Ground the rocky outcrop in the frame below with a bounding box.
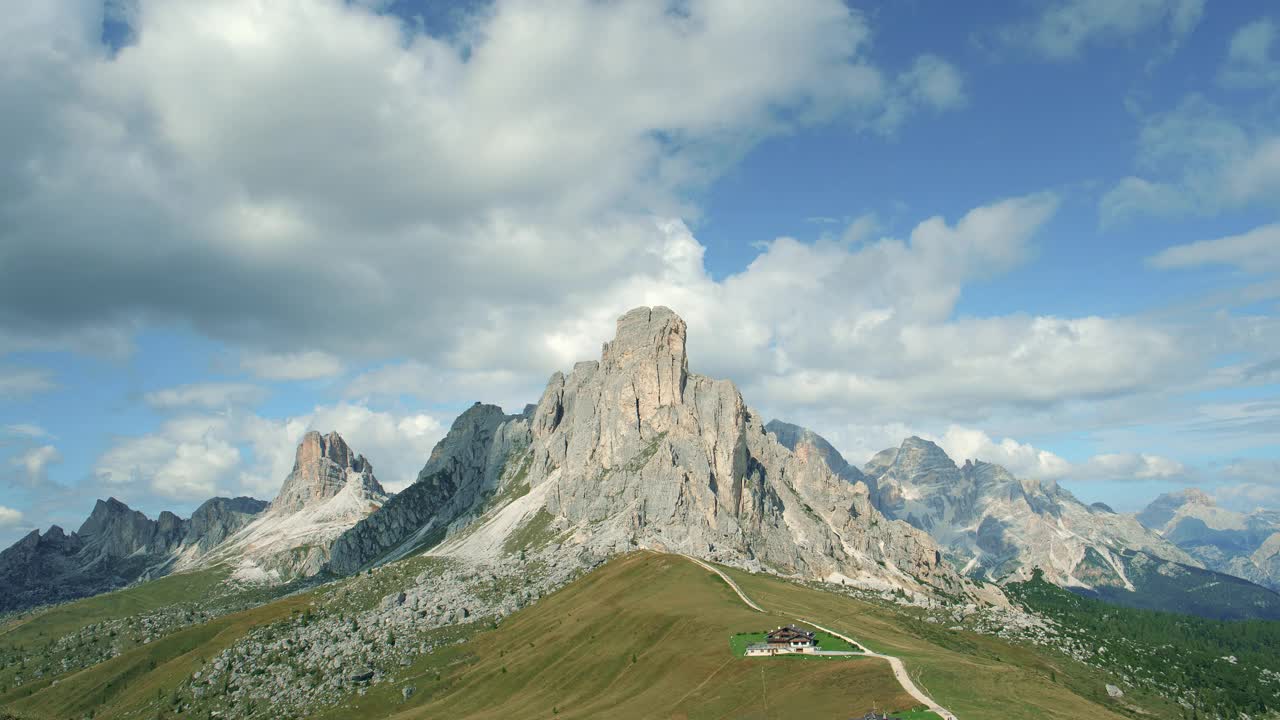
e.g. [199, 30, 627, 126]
[1137, 489, 1280, 590]
[426, 307, 967, 595]
[272, 432, 383, 514]
[189, 431, 388, 582]
[327, 404, 532, 574]
[184, 497, 270, 552]
[765, 420, 873, 496]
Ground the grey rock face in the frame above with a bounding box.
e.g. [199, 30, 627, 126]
[272, 431, 385, 514]
[1136, 488, 1213, 530]
[428, 306, 963, 594]
[184, 497, 269, 552]
[765, 419, 874, 497]
[771, 424, 1205, 598]
[190, 431, 388, 582]
[327, 403, 530, 574]
[858, 436, 1198, 590]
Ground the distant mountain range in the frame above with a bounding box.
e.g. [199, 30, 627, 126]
[0, 496, 265, 612]
[2, 306, 1277, 623]
[767, 421, 1280, 620]
[1136, 488, 1280, 591]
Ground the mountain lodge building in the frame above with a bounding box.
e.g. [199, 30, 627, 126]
[745, 625, 818, 656]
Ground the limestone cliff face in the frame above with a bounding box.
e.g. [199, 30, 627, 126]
[765, 420, 873, 496]
[191, 431, 388, 582]
[327, 404, 531, 574]
[429, 307, 962, 593]
[272, 432, 383, 514]
[183, 497, 270, 553]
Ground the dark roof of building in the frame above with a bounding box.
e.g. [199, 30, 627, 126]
[765, 625, 815, 643]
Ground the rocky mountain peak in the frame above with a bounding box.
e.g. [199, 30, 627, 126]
[765, 419, 871, 492]
[296, 430, 358, 472]
[600, 305, 689, 410]
[435, 305, 966, 595]
[78, 497, 149, 539]
[1137, 488, 1216, 530]
[271, 431, 384, 514]
[895, 436, 957, 471]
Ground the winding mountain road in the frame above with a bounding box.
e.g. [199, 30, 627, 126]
[680, 554, 958, 720]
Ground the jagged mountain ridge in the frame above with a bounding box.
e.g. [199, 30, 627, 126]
[332, 306, 974, 599]
[0, 430, 388, 611]
[0, 496, 266, 612]
[327, 403, 532, 574]
[768, 425, 1280, 619]
[1137, 489, 1280, 591]
[862, 436, 1196, 587]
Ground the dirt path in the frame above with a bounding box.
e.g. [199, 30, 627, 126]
[679, 554, 958, 720]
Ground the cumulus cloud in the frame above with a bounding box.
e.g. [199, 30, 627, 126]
[1004, 0, 1204, 60]
[0, 505, 24, 527]
[0, 0, 966, 374]
[95, 403, 445, 501]
[937, 426, 1073, 480]
[144, 382, 269, 411]
[10, 445, 62, 486]
[1079, 452, 1186, 480]
[1101, 96, 1280, 224]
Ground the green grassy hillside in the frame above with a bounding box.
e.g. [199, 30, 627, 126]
[723, 564, 1180, 720]
[2, 552, 1238, 719]
[314, 552, 918, 720]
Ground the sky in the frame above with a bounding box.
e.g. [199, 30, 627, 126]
[1, 0, 1278, 546]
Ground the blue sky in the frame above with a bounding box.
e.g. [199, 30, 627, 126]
[1, 0, 1278, 546]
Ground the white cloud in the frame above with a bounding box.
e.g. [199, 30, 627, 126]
[1080, 452, 1186, 480]
[240, 351, 344, 381]
[95, 402, 446, 501]
[0, 367, 57, 400]
[937, 426, 1073, 480]
[0, 505, 23, 527]
[11, 444, 61, 486]
[1149, 222, 1280, 273]
[1005, 0, 1204, 60]
[1219, 18, 1280, 89]
[0, 0, 964, 373]
[1100, 96, 1280, 224]
[144, 382, 269, 410]
[153, 437, 241, 499]
[877, 55, 967, 133]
